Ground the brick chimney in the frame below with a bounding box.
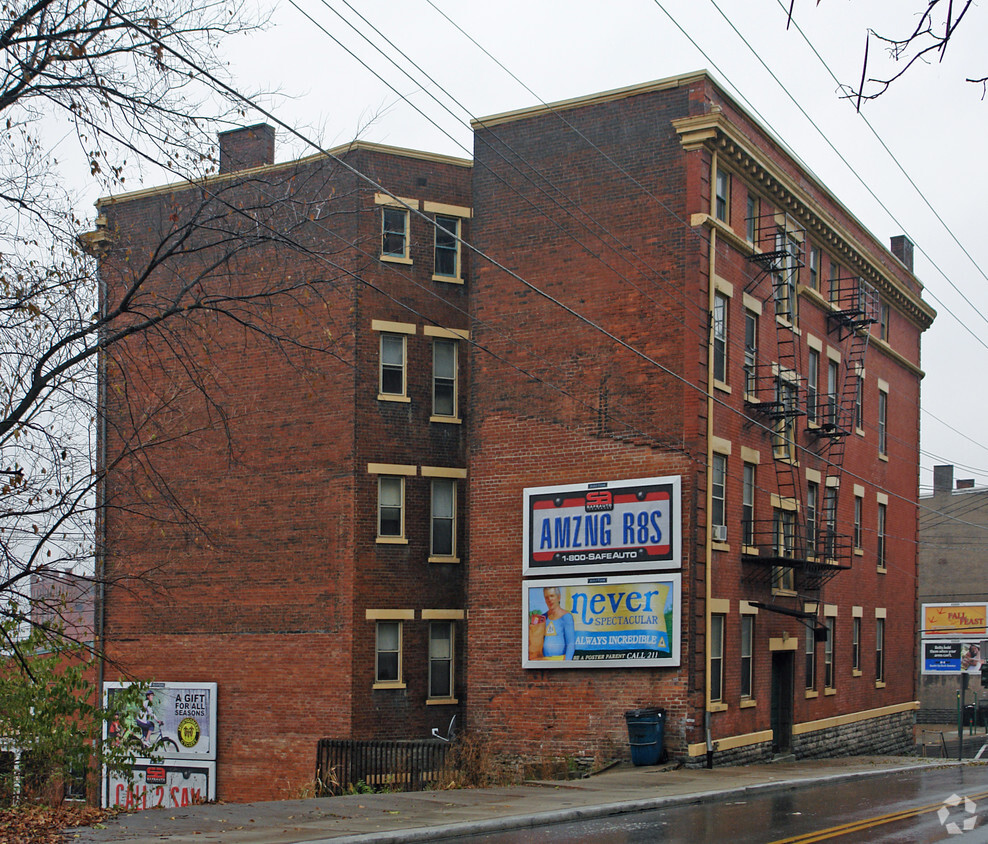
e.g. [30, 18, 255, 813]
[933, 464, 954, 494]
[890, 235, 914, 272]
[218, 123, 275, 174]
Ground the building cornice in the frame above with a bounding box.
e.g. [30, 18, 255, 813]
[95, 140, 472, 209]
[673, 111, 936, 331]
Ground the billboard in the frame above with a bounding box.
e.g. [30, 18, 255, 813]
[522, 574, 681, 668]
[104, 761, 215, 810]
[922, 640, 986, 675]
[922, 603, 988, 637]
[523, 476, 681, 576]
[103, 682, 217, 760]
[920, 603, 988, 675]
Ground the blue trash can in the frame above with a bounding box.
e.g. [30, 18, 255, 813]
[625, 708, 665, 766]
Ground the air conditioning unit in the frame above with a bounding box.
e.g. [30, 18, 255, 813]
[712, 524, 728, 543]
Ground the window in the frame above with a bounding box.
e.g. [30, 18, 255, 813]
[824, 485, 837, 559]
[854, 496, 863, 551]
[806, 481, 819, 556]
[805, 625, 816, 690]
[826, 359, 839, 429]
[380, 333, 406, 397]
[710, 614, 725, 702]
[429, 622, 454, 699]
[713, 292, 728, 384]
[746, 194, 757, 243]
[877, 502, 887, 569]
[772, 509, 795, 591]
[432, 339, 457, 418]
[824, 618, 835, 689]
[774, 230, 799, 322]
[715, 168, 730, 222]
[376, 621, 402, 684]
[378, 476, 404, 538]
[829, 260, 841, 304]
[806, 348, 819, 422]
[879, 302, 890, 341]
[434, 215, 460, 279]
[382, 207, 409, 260]
[876, 617, 885, 682]
[743, 309, 758, 395]
[742, 462, 755, 547]
[808, 245, 819, 291]
[431, 478, 456, 558]
[773, 377, 797, 460]
[711, 453, 727, 533]
[854, 375, 863, 430]
[740, 615, 754, 698]
[878, 389, 888, 456]
[852, 616, 861, 672]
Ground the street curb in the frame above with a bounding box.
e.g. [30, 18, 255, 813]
[304, 759, 962, 843]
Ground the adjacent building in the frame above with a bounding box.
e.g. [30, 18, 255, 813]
[94, 72, 934, 802]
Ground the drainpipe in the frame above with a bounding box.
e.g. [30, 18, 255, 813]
[703, 152, 719, 769]
[95, 243, 107, 742]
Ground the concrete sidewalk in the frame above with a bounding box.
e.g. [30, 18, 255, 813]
[68, 755, 958, 844]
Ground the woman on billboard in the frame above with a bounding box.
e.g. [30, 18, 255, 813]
[529, 586, 575, 660]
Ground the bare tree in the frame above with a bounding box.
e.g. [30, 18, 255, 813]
[0, 0, 302, 649]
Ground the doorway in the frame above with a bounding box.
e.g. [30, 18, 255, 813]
[771, 651, 794, 754]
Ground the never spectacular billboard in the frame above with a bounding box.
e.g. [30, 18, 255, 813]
[522, 476, 681, 576]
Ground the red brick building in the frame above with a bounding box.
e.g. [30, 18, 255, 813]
[96, 71, 933, 800]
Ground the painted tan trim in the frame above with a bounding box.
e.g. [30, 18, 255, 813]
[712, 436, 732, 455]
[824, 604, 838, 617]
[805, 690, 819, 699]
[420, 466, 467, 478]
[877, 492, 889, 505]
[804, 602, 818, 614]
[713, 275, 734, 297]
[376, 536, 409, 546]
[375, 193, 420, 209]
[365, 609, 415, 620]
[826, 476, 840, 488]
[740, 699, 757, 708]
[430, 415, 462, 425]
[770, 637, 798, 651]
[805, 468, 822, 484]
[687, 728, 774, 757]
[423, 200, 472, 218]
[709, 598, 731, 614]
[707, 702, 729, 713]
[876, 607, 887, 618]
[806, 333, 823, 352]
[877, 378, 890, 392]
[372, 319, 416, 334]
[854, 484, 865, 497]
[423, 325, 471, 340]
[428, 555, 460, 564]
[826, 346, 841, 364]
[421, 609, 465, 620]
[380, 254, 414, 266]
[372, 681, 407, 690]
[367, 463, 417, 476]
[693, 212, 753, 254]
[378, 394, 411, 404]
[742, 291, 762, 315]
[853, 605, 863, 618]
[741, 446, 760, 464]
[792, 701, 918, 736]
[426, 697, 459, 705]
[771, 494, 799, 511]
[740, 601, 758, 615]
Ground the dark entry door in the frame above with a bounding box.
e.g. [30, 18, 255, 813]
[771, 651, 794, 754]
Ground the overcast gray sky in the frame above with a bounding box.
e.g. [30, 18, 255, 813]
[213, 0, 988, 494]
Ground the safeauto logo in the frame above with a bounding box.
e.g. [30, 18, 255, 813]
[585, 490, 613, 511]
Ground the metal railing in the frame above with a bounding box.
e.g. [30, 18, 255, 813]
[315, 738, 449, 796]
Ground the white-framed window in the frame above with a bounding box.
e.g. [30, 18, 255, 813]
[852, 616, 862, 672]
[715, 168, 730, 222]
[855, 375, 864, 431]
[876, 617, 885, 683]
[806, 348, 819, 423]
[772, 508, 795, 592]
[773, 377, 797, 460]
[376, 621, 402, 684]
[711, 453, 727, 533]
[877, 502, 887, 569]
[879, 302, 890, 341]
[710, 614, 725, 702]
[429, 621, 455, 699]
[805, 625, 816, 690]
[829, 259, 841, 304]
[432, 339, 458, 418]
[808, 245, 819, 291]
[382, 206, 409, 260]
[824, 617, 835, 689]
[878, 388, 888, 456]
[774, 229, 799, 323]
[746, 194, 757, 242]
[380, 333, 406, 398]
[431, 478, 456, 559]
[378, 476, 404, 539]
[434, 215, 460, 279]
[854, 495, 863, 551]
[713, 292, 728, 384]
[824, 485, 838, 559]
[740, 614, 754, 699]
[743, 309, 758, 395]
[826, 359, 839, 429]
[806, 481, 819, 556]
[742, 462, 755, 547]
